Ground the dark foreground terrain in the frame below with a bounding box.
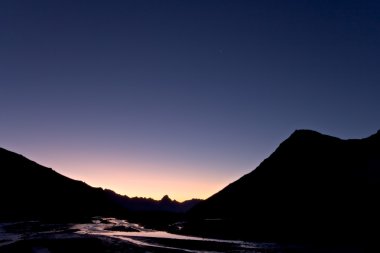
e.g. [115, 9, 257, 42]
[0, 220, 187, 253]
[0, 219, 365, 253]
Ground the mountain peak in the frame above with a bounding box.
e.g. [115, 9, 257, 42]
[290, 129, 323, 138]
[161, 195, 172, 202]
[293, 129, 320, 134]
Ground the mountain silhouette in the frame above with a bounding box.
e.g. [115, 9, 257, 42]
[186, 130, 379, 244]
[0, 147, 200, 221]
[105, 191, 201, 213]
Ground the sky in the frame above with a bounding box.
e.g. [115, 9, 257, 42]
[0, 0, 379, 201]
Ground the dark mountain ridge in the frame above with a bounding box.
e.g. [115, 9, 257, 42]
[0, 147, 200, 221]
[105, 191, 201, 213]
[186, 129, 379, 244]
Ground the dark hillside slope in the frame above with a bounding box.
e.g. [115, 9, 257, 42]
[188, 130, 379, 243]
[0, 147, 123, 220]
[0, 148, 200, 221]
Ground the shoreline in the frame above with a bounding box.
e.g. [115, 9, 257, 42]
[0, 220, 367, 253]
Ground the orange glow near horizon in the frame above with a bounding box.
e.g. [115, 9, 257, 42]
[61, 167, 233, 201]
[37, 157, 243, 202]
[7, 146, 252, 202]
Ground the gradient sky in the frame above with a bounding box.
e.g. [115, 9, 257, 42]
[1, 0, 379, 201]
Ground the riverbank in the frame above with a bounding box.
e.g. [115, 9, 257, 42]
[0, 219, 366, 253]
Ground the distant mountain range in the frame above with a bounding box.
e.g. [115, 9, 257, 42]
[106, 191, 201, 213]
[185, 130, 379, 244]
[1, 129, 378, 246]
[0, 147, 200, 221]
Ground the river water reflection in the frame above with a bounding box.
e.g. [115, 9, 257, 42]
[73, 217, 281, 252]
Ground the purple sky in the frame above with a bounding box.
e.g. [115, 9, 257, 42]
[1, 0, 379, 200]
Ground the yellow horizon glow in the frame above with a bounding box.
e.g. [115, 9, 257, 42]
[52, 162, 237, 202]
[61, 170, 230, 202]
[10, 148, 248, 202]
